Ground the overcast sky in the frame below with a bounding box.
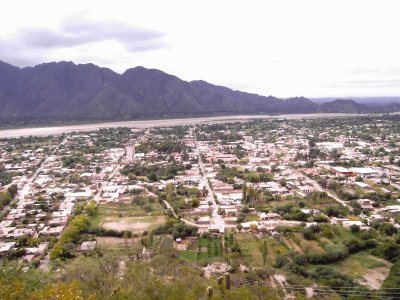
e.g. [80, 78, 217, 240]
[1, 0, 399, 98]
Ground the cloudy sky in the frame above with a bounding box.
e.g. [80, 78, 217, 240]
[1, 0, 399, 98]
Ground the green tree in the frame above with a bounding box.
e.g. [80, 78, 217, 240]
[7, 184, 18, 198]
[166, 183, 175, 203]
[259, 240, 268, 266]
[84, 200, 97, 216]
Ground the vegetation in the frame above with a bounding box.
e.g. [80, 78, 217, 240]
[50, 215, 90, 260]
[121, 163, 185, 182]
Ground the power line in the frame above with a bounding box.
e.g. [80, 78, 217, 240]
[230, 277, 399, 299]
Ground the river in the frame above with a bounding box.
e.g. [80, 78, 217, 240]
[0, 113, 374, 138]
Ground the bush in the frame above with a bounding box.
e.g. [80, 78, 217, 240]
[378, 241, 400, 262]
[301, 228, 316, 241]
[309, 266, 354, 287]
[273, 255, 289, 268]
[153, 221, 198, 239]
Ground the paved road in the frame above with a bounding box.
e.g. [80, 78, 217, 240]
[194, 133, 225, 232]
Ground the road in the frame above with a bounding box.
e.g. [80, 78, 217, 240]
[162, 200, 202, 227]
[0, 113, 378, 138]
[302, 172, 349, 208]
[94, 130, 144, 203]
[18, 136, 68, 200]
[194, 132, 225, 233]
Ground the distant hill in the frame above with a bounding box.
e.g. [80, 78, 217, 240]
[312, 97, 400, 105]
[0, 60, 399, 123]
[319, 99, 369, 113]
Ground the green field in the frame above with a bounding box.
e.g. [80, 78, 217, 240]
[235, 233, 288, 266]
[179, 237, 223, 262]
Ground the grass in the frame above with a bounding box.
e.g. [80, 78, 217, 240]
[245, 214, 260, 222]
[179, 250, 198, 261]
[98, 202, 165, 217]
[289, 233, 325, 254]
[235, 233, 288, 266]
[319, 252, 389, 279]
[179, 237, 223, 263]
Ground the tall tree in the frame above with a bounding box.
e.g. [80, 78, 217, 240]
[166, 183, 174, 203]
[259, 240, 268, 266]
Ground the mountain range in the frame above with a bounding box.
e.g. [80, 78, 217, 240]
[0, 60, 399, 123]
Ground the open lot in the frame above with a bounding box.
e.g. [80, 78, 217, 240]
[101, 215, 166, 233]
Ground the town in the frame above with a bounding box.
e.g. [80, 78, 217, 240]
[1, 115, 400, 298]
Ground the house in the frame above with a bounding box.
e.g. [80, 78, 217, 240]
[240, 221, 259, 231]
[357, 199, 375, 211]
[384, 205, 400, 213]
[208, 225, 220, 233]
[342, 220, 365, 230]
[331, 217, 350, 225]
[196, 216, 210, 225]
[331, 166, 353, 176]
[79, 241, 97, 252]
[64, 190, 93, 200]
[354, 182, 372, 190]
[350, 167, 377, 178]
[0, 242, 16, 255]
[223, 217, 237, 225]
[300, 209, 321, 216]
[260, 212, 282, 221]
[39, 226, 65, 236]
[298, 186, 315, 194]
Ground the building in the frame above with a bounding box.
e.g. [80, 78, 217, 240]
[79, 241, 97, 252]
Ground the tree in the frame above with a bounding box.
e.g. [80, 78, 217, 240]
[379, 241, 400, 262]
[236, 224, 243, 232]
[350, 224, 360, 233]
[202, 186, 208, 196]
[249, 224, 258, 233]
[355, 176, 364, 182]
[381, 222, 398, 236]
[84, 200, 97, 216]
[166, 183, 174, 203]
[302, 228, 316, 240]
[259, 240, 268, 266]
[148, 172, 158, 182]
[191, 198, 200, 208]
[7, 184, 18, 198]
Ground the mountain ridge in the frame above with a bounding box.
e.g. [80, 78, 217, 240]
[0, 60, 399, 122]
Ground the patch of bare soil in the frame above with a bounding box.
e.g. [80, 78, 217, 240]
[360, 265, 391, 290]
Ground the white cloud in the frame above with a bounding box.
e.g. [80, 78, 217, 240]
[0, 0, 399, 97]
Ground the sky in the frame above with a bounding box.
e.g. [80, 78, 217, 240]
[0, 0, 399, 98]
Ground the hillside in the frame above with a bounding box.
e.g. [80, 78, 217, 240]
[0, 60, 399, 122]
